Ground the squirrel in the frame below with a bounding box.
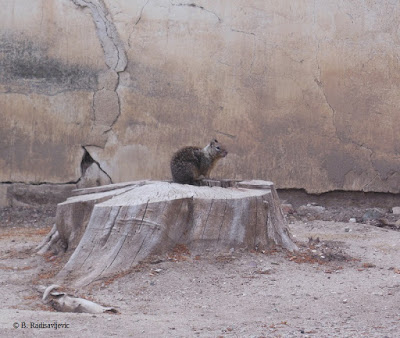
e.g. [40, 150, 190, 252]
[170, 139, 228, 185]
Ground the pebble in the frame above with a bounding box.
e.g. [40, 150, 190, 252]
[344, 227, 352, 232]
[349, 218, 357, 223]
[362, 208, 385, 222]
[261, 267, 272, 274]
[373, 292, 383, 296]
[392, 207, 400, 215]
[298, 205, 326, 214]
[281, 203, 294, 214]
[248, 261, 257, 268]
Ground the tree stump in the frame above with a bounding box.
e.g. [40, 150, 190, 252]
[38, 180, 297, 287]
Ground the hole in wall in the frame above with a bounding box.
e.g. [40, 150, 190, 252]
[80, 147, 95, 176]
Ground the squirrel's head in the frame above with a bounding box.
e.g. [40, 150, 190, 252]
[209, 139, 228, 158]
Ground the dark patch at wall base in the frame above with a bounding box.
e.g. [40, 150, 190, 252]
[323, 150, 362, 187]
[1, 183, 76, 207]
[278, 188, 400, 210]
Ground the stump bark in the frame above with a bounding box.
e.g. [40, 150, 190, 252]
[39, 180, 297, 287]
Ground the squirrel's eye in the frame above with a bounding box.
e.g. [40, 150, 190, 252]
[216, 146, 220, 150]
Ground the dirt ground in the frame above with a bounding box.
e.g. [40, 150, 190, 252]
[0, 202, 400, 337]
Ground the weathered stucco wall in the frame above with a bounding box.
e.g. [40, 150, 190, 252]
[1, 0, 399, 196]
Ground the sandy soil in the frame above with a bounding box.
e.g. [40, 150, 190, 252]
[0, 205, 400, 337]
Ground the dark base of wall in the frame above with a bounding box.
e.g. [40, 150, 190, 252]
[0, 183, 76, 208]
[278, 189, 400, 209]
[1, 183, 399, 209]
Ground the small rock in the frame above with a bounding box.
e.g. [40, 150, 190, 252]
[342, 299, 348, 304]
[281, 203, 294, 215]
[256, 267, 273, 274]
[378, 218, 390, 226]
[297, 205, 326, 216]
[392, 207, 400, 215]
[349, 218, 357, 223]
[311, 205, 326, 212]
[248, 261, 258, 268]
[373, 292, 383, 296]
[362, 208, 385, 223]
[344, 227, 351, 232]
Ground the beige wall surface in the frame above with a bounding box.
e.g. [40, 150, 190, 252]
[1, 0, 399, 193]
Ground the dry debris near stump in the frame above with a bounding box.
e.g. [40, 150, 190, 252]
[288, 236, 354, 266]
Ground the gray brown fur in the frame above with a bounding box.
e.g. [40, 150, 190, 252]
[170, 139, 228, 185]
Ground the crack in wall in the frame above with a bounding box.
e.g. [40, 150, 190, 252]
[127, 0, 151, 48]
[213, 130, 237, 140]
[312, 1, 340, 142]
[72, 0, 127, 71]
[230, 28, 255, 36]
[230, 28, 257, 72]
[2, 145, 112, 187]
[314, 62, 383, 190]
[71, 0, 129, 183]
[81, 146, 113, 184]
[313, 29, 374, 157]
[78, 146, 113, 183]
[71, 0, 127, 127]
[106, 72, 122, 132]
[171, 2, 222, 23]
[314, 63, 375, 159]
[312, 8, 380, 190]
[0, 181, 78, 185]
[135, 0, 150, 25]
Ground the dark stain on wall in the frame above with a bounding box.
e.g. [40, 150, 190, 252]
[323, 150, 361, 186]
[0, 33, 98, 95]
[372, 157, 400, 180]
